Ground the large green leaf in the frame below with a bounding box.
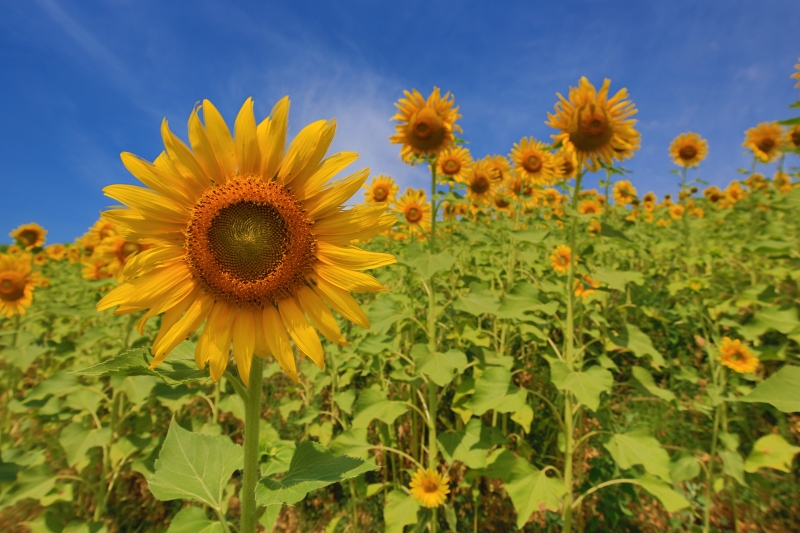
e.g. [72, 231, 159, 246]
[631, 367, 676, 403]
[739, 307, 800, 341]
[720, 450, 747, 486]
[383, 489, 419, 533]
[417, 346, 467, 386]
[166, 507, 223, 533]
[603, 427, 672, 482]
[503, 456, 566, 528]
[0, 465, 57, 511]
[608, 324, 665, 369]
[407, 251, 455, 279]
[464, 366, 526, 416]
[73, 342, 208, 385]
[592, 269, 644, 291]
[256, 442, 377, 506]
[438, 419, 505, 469]
[547, 360, 613, 411]
[148, 419, 243, 510]
[636, 475, 691, 512]
[454, 287, 501, 317]
[328, 428, 372, 460]
[744, 434, 800, 473]
[1, 343, 47, 371]
[669, 452, 700, 482]
[59, 423, 112, 467]
[351, 389, 408, 428]
[739, 365, 800, 412]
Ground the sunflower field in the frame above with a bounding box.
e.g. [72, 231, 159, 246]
[1, 61, 800, 533]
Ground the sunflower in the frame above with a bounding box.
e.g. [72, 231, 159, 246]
[668, 204, 685, 220]
[0, 253, 39, 317]
[550, 245, 573, 275]
[703, 186, 724, 204]
[689, 206, 705, 218]
[458, 159, 498, 205]
[409, 468, 450, 508]
[442, 200, 468, 221]
[743, 123, 785, 163]
[789, 125, 800, 149]
[724, 181, 746, 206]
[744, 173, 768, 192]
[82, 257, 115, 281]
[574, 274, 599, 299]
[588, 218, 602, 235]
[669, 132, 708, 168]
[394, 188, 432, 238]
[718, 337, 759, 374]
[363, 175, 399, 204]
[546, 77, 640, 172]
[45, 243, 67, 261]
[578, 198, 603, 216]
[94, 236, 150, 280]
[612, 180, 637, 207]
[659, 194, 674, 208]
[6, 245, 23, 256]
[554, 146, 578, 180]
[436, 146, 473, 183]
[67, 245, 82, 264]
[486, 155, 512, 185]
[510, 137, 557, 186]
[96, 97, 396, 385]
[10, 223, 47, 251]
[33, 252, 48, 266]
[390, 88, 462, 164]
[773, 171, 793, 193]
[492, 187, 515, 216]
[79, 220, 117, 253]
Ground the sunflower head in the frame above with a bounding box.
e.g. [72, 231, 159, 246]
[773, 171, 793, 193]
[6, 245, 22, 256]
[689, 206, 705, 218]
[550, 244, 573, 275]
[588, 218, 602, 235]
[33, 252, 48, 266]
[0, 253, 38, 318]
[578, 198, 603, 216]
[744, 173, 768, 192]
[436, 146, 473, 183]
[409, 468, 450, 508]
[554, 146, 579, 180]
[669, 132, 708, 168]
[67, 245, 82, 264]
[363, 175, 399, 204]
[546, 77, 640, 172]
[510, 137, 556, 185]
[668, 204, 685, 220]
[492, 187, 515, 215]
[574, 274, 599, 299]
[704, 186, 724, 204]
[45, 243, 67, 261]
[612, 180, 637, 207]
[10, 223, 47, 251]
[79, 220, 117, 253]
[393, 188, 432, 236]
[390, 88, 462, 164]
[718, 337, 759, 374]
[743, 122, 785, 163]
[724, 181, 746, 205]
[458, 159, 498, 204]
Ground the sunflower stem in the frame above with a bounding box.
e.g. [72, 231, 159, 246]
[239, 356, 263, 533]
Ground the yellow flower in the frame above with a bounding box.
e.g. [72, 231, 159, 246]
[773, 171, 793, 193]
[554, 146, 578, 180]
[492, 187, 515, 215]
[703, 186, 724, 204]
[409, 468, 450, 508]
[67, 245, 82, 264]
[79, 220, 117, 253]
[458, 159, 498, 205]
[10, 223, 47, 251]
[612, 180, 637, 207]
[363, 175, 399, 204]
[96, 97, 397, 384]
[574, 274, 599, 299]
[744, 173, 768, 192]
[578, 198, 603, 216]
[788, 125, 800, 149]
[550, 245, 573, 275]
[0, 253, 39, 317]
[546, 77, 640, 172]
[588, 218, 602, 235]
[743, 123, 785, 163]
[390, 88, 462, 164]
[669, 132, 708, 168]
[723, 181, 746, 207]
[436, 146, 473, 183]
[668, 204, 685, 220]
[486, 155, 512, 185]
[442, 201, 467, 221]
[93, 236, 150, 280]
[6, 245, 23, 256]
[82, 257, 115, 281]
[510, 137, 557, 186]
[689, 206, 705, 218]
[45, 243, 67, 261]
[33, 252, 47, 266]
[718, 337, 759, 374]
[394, 188, 432, 237]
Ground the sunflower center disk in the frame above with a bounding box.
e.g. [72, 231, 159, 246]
[0, 275, 25, 302]
[472, 176, 490, 194]
[406, 207, 422, 223]
[569, 104, 613, 151]
[408, 108, 445, 150]
[679, 145, 697, 160]
[18, 230, 38, 247]
[373, 187, 388, 202]
[421, 479, 439, 493]
[523, 154, 542, 173]
[758, 138, 775, 152]
[443, 159, 460, 174]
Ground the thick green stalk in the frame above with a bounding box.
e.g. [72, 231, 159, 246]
[428, 159, 439, 533]
[240, 357, 264, 533]
[703, 404, 721, 533]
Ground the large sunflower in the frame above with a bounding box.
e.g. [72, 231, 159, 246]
[458, 159, 498, 205]
[436, 146, 473, 183]
[362, 175, 398, 204]
[390, 88, 461, 164]
[743, 122, 785, 163]
[546, 77, 640, 172]
[393, 188, 432, 237]
[10, 223, 47, 251]
[510, 137, 557, 186]
[669, 132, 708, 168]
[97, 97, 396, 385]
[0, 253, 39, 318]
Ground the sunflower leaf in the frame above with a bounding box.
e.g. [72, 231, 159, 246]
[383, 490, 419, 533]
[166, 507, 223, 533]
[72, 343, 208, 385]
[739, 365, 800, 412]
[744, 434, 800, 473]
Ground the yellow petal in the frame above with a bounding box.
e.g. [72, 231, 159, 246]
[202, 100, 237, 179]
[232, 309, 256, 386]
[252, 307, 271, 358]
[97, 262, 192, 312]
[278, 119, 334, 186]
[234, 97, 260, 176]
[312, 204, 388, 236]
[277, 298, 325, 369]
[283, 120, 337, 189]
[103, 184, 189, 225]
[155, 151, 204, 203]
[122, 246, 184, 280]
[293, 152, 359, 201]
[120, 152, 192, 207]
[101, 209, 185, 244]
[153, 293, 214, 364]
[317, 242, 396, 271]
[296, 286, 348, 346]
[303, 169, 370, 219]
[188, 108, 226, 184]
[161, 119, 212, 191]
[200, 301, 235, 382]
[314, 262, 386, 294]
[149, 286, 203, 367]
[316, 212, 397, 246]
[259, 96, 289, 180]
[310, 275, 369, 329]
[262, 304, 299, 382]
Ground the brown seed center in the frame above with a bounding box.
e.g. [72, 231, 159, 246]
[443, 158, 460, 174]
[568, 104, 613, 151]
[0, 275, 25, 302]
[679, 145, 697, 160]
[757, 138, 775, 153]
[407, 108, 446, 151]
[406, 206, 423, 223]
[17, 230, 39, 247]
[472, 176, 490, 194]
[523, 153, 542, 174]
[373, 186, 388, 202]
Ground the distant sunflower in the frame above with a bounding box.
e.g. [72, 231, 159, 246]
[743, 122, 785, 163]
[578, 198, 603, 216]
[718, 337, 759, 374]
[363, 175, 398, 204]
[546, 77, 640, 172]
[689, 206, 705, 218]
[492, 187, 515, 215]
[550, 245, 573, 275]
[10, 223, 47, 251]
[724, 181, 746, 206]
[394, 188, 432, 237]
[642, 192, 657, 212]
[94, 236, 150, 280]
[744, 173, 768, 192]
[67, 245, 82, 264]
[97, 97, 396, 385]
[773, 171, 793, 193]
[703, 186, 724, 204]
[45, 243, 67, 261]
[588, 218, 602, 235]
[486, 155, 512, 185]
[612, 180, 637, 207]
[554, 146, 579, 180]
[574, 274, 599, 299]
[409, 468, 450, 508]
[6, 245, 23, 256]
[0, 253, 39, 317]
[668, 204, 685, 220]
[669, 132, 708, 168]
[436, 146, 473, 183]
[82, 257, 114, 281]
[788, 125, 800, 149]
[458, 159, 498, 205]
[33, 252, 47, 266]
[390, 88, 462, 163]
[510, 137, 557, 185]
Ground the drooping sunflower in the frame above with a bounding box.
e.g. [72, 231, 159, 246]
[574, 274, 599, 299]
[409, 468, 450, 508]
[668, 204, 685, 220]
[362, 175, 399, 204]
[458, 159, 498, 205]
[45, 243, 67, 261]
[743, 122, 785, 163]
[550, 245, 573, 275]
[546, 77, 640, 172]
[436, 146, 473, 183]
[10, 223, 47, 251]
[0, 253, 39, 318]
[510, 137, 557, 186]
[97, 97, 396, 385]
[578, 198, 603, 216]
[669, 132, 708, 168]
[612, 180, 637, 207]
[390, 88, 462, 164]
[718, 337, 759, 374]
[393, 188, 432, 238]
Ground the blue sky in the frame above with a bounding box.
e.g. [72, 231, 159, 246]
[1, 0, 799, 244]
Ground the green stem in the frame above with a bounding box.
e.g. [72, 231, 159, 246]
[239, 357, 264, 533]
[430, 161, 438, 255]
[703, 403, 722, 533]
[349, 479, 359, 531]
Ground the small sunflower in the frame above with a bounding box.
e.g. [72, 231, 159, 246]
[0, 253, 39, 317]
[744, 173, 768, 192]
[612, 180, 637, 207]
[703, 186, 724, 204]
[79, 220, 117, 253]
[10, 223, 47, 251]
[436, 146, 473, 183]
[689, 206, 705, 218]
[724, 181, 747, 206]
[510, 137, 557, 186]
[82, 257, 115, 281]
[67, 245, 82, 264]
[718, 337, 759, 374]
[578, 198, 603, 216]
[45, 243, 67, 261]
[409, 468, 450, 508]
[546, 77, 640, 172]
[458, 159, 498, 205]
[588, 218, 602, 235]
[390, 88, 462, 164]
[394, 188, 432, 237]
[94, 236, 150, 280]
[743, 122, 785, 163]
[33, 252, 47, 266]
[789, 125, 800, 149]
[669, 132, 708, 168]
[668, 204, 685, 220]
[363, 175, 399, 204]
[97, 97, 396, 385]
[492, 187, 515, 215]
[550, 245, 573, 275]
[486, 155, 512, 185]
[554, 146, 578, 180]
[6, 245, 23, 256]
[442, 200, 468, 221]
[574, 274, 599, 299]
[773, 171, 793, 193]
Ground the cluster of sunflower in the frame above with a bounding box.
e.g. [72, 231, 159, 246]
[76, 219, 149, 282]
